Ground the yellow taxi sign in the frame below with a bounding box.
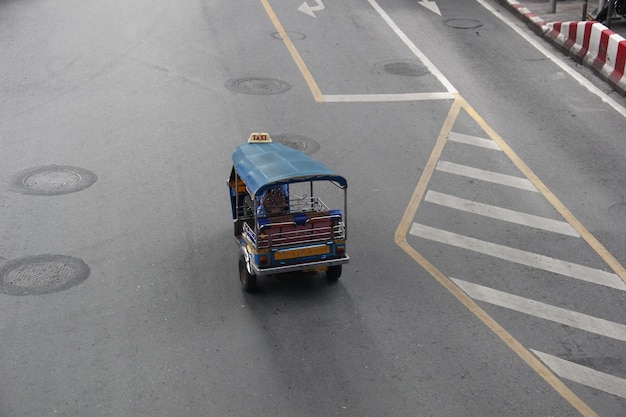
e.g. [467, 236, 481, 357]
[247, 133, 272, 143]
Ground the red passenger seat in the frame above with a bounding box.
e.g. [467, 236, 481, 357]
[256, 211, 335, 247]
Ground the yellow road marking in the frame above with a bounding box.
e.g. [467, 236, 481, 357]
[260, 0, 324, 102]
[395, 96, 601, 417]
[260, 0, 455, 103]
[259, 2, 624, 413]
[458, 96, 626, 284]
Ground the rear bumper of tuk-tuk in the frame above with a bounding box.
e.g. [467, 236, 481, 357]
[248, 255, 350, 276]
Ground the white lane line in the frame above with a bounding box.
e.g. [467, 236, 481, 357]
[475, 0, 626, 118]
[532, 350, 626, 399]
[425, 190, 580, 237]
[436, 160, 539, 192]
[448, 131, 502, 150]
[410, 223, 626, 290]
[451, 278, 626, 341]
[321, 92, 457, 102]
[367, 0, 457, 94]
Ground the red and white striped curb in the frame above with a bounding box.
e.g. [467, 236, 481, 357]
[546, 21, 626, 95]
[499, 0, 626, 95]
[506, 0, 550, 29]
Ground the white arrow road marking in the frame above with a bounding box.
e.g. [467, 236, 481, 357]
[298, 0, 324, 18]
[451, 278, 626, 342]
[532, 350, 626, 399]
[410, 223, 626, 290]
[418, 0, 441, 16]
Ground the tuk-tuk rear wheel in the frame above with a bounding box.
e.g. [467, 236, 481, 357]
[326, 265, 342, 282]
[239, 253, 257, 292]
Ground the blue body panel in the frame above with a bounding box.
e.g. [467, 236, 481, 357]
[232, 142, 347, 198]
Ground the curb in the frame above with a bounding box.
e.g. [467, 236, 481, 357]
[497, 0, 626, 96]
[547, 21, 626, 95]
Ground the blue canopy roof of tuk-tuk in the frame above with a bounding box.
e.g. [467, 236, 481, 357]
[232, 142, 347, 197]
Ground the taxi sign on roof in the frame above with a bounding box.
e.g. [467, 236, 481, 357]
[247, 132, 272, 143]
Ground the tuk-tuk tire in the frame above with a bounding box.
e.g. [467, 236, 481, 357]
[326, 265, 342, 282]
[239, 253, 257, 292]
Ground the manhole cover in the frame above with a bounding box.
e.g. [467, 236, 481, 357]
[10, 165, 97, 196]
[225, 77, 291, 95]
[273, 133, 320, 155]
[24, 170, 81, 189]
[0, 255, 90, 296]
[444, 19, 483, 29]
[608, 202, 626, 217]
[378, 60, 429, 77]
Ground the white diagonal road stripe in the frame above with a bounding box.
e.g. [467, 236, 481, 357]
[448, 132, 501, 150]
[451, 278, 626, 341]
[532, 350, 626, 399]
[425, 190, 579, 237]
[410, 223, 626, 290]
[436, 161, 538, 192]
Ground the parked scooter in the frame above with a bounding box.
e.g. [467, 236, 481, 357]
[592, 0, 625, 22]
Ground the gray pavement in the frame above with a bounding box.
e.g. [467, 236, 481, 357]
[497, 0, 626, 95]
[2, 0, 625, 416]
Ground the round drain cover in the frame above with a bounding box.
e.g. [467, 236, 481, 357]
[445, 19, 483, 29]
[0, 255, 90, 296]
[225, 77, 291, 95]
[24, 170, 81, 189]
[608, 202, 626, 217]
[10, 165, 97, 196]
[273, 133, 320, 155]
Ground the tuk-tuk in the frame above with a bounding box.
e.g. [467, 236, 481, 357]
[228, 133, 349, 292]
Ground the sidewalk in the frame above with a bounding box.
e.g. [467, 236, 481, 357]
[496, 0, 626, 95]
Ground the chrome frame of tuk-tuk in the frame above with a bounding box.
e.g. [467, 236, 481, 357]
[233, 170, 348, 242]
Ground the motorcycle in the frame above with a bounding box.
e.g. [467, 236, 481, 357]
[592, 0, 625, 22]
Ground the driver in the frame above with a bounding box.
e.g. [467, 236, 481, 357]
[258, 186, 288, 216]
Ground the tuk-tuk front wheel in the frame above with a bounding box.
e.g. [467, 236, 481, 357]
[239, 253, 257, 292]
[326, 265, 342, 282]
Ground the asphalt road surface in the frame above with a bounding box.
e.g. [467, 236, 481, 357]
[1, 0, 625, 416]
